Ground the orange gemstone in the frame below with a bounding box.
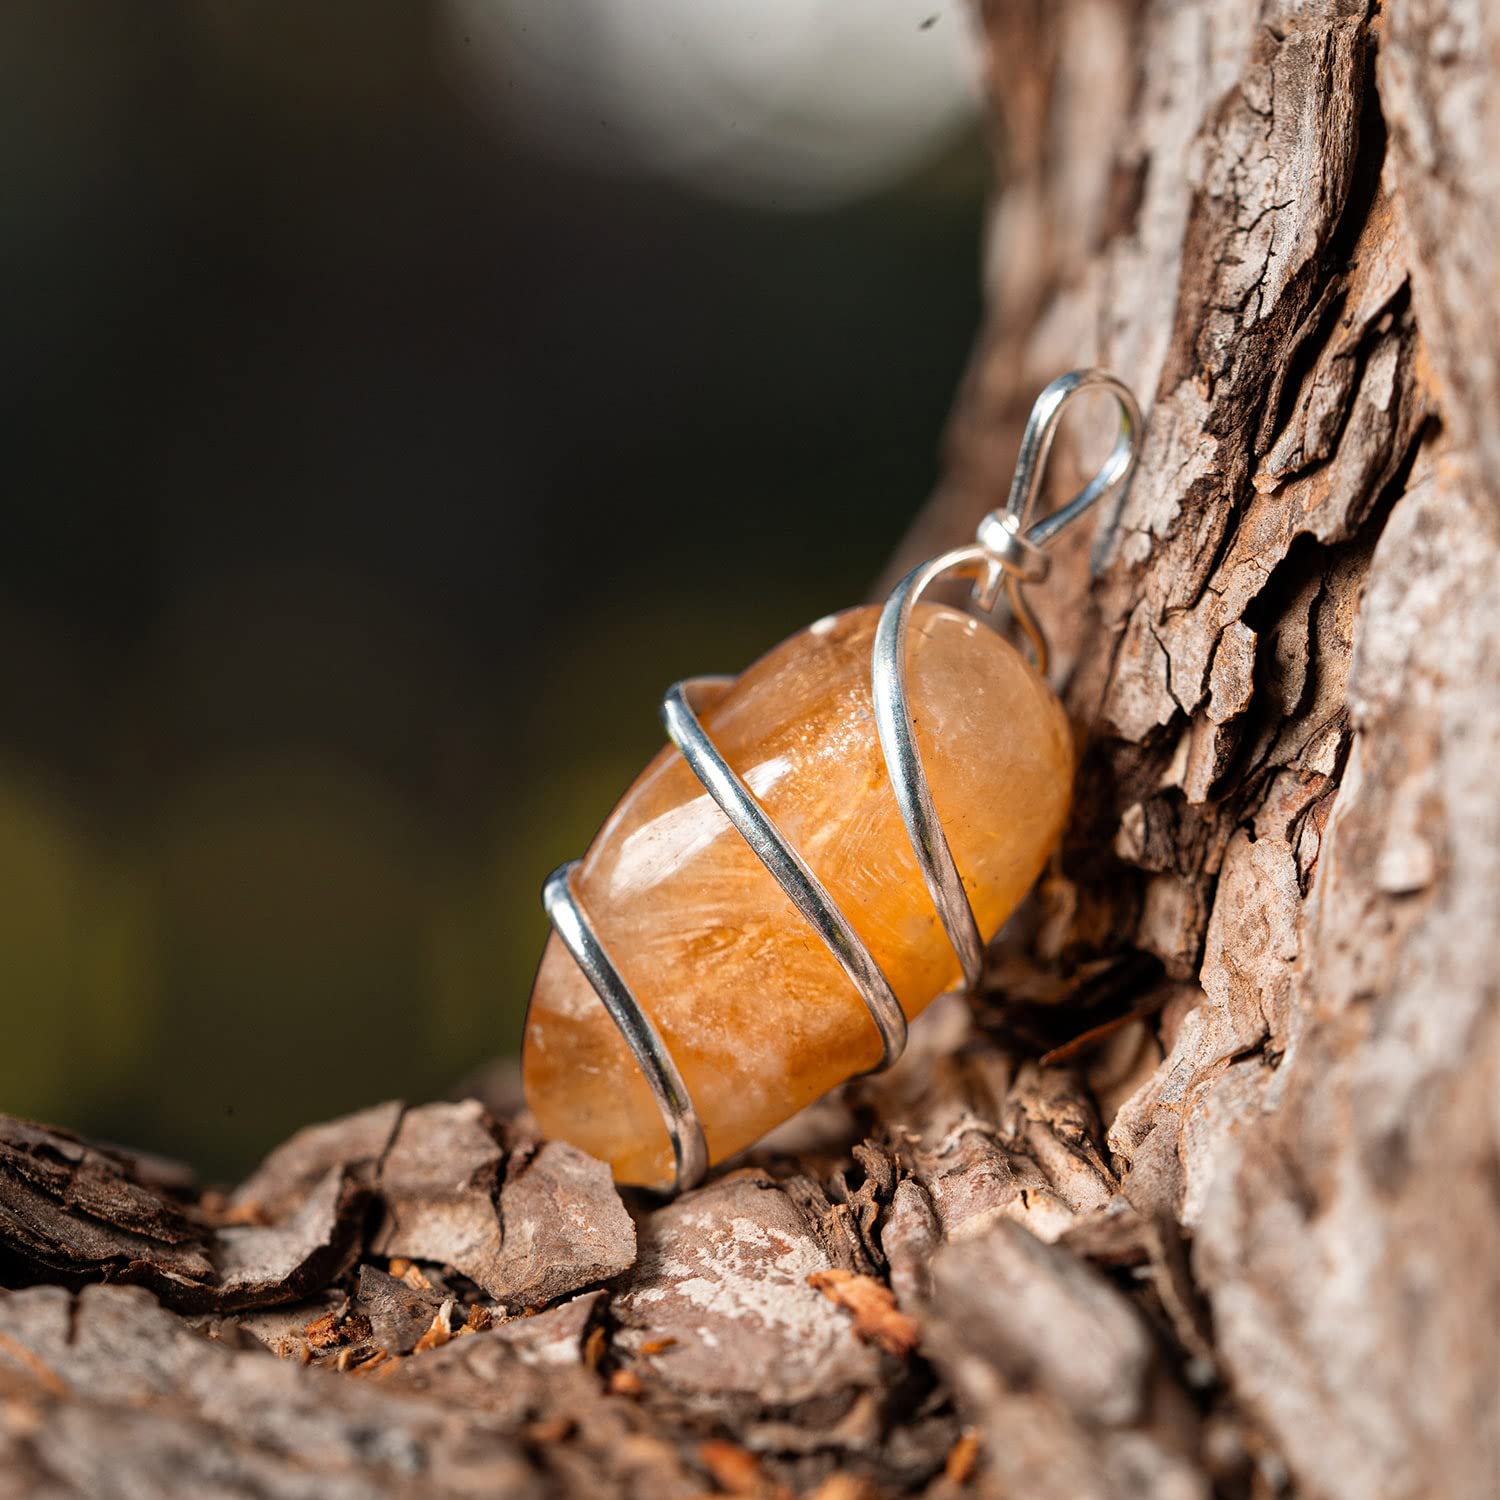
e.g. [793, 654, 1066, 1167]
[522, 603, 1073, 1187]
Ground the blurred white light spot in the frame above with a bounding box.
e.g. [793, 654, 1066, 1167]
[442, 0, 982, 211]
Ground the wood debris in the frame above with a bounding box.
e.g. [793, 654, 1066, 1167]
[942, 1430, 980, 1487]
[807, 1269, 921, 1359]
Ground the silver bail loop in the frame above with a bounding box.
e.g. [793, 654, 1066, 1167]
[972, 368, 1142, 671]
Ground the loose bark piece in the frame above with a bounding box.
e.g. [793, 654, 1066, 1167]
[0, 1116, 214, 1302]
[488, 1139, 636, 1308]
[853, 995, 1117, 1249]
[229, 1099, 403, 1223]
[363, 1103, 636, 1308]
[807, 1269, 920, 1359]
[923, 1221, 1204, 1500]
[0, 1115, 368, 1314]
[212, 1165, 371, 1309]
[611, 1170, 885, 1414]
[369, 1100, 509, 1291]
[353, 1264, 442, 1356]
[488, 1287, 607, 1367]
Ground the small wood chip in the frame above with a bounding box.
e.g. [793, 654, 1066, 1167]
[199, 1190, 270, 1228]
[807, 1477, 879, 1500]
[807, 1269, 920, 1358]
[583, 1323, 607, 1371]
[365, 1352, 405, 1382]
[523, 1415, 576, 1444]
[698, 1439, 772, 1496]
[411, 1299, 456, 1355]
[607, 1368, 644, 1398]
[304, 1310, 371, 1352]
[0, 1329, 69, 1399]
[387, 1257, 434, 1292]
[303, 1312, 341, 1351]
[944, 1430, 981, 1486]
[638, 1336, 677, 1355]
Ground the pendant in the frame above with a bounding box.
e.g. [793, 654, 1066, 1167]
[523, 370, 1141, 1192]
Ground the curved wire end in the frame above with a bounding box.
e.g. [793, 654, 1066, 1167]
[541, 861, 709, 1195]
[1006, 369, 1143, 546]
[989, 368, 1143, 674]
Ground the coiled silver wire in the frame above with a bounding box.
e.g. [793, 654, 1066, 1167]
[541, 369, 1141, 1193]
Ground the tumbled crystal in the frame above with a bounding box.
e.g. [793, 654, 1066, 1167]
[522, 603, 1073, 1187]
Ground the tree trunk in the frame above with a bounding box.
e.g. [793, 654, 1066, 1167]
[1, 3, 1496, 1497]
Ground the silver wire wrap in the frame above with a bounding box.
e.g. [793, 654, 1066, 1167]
[541, 368, 1141, 1194]
[660, 678, 909, 1068]
[542, 862, 709, 1192]
[874, 369, 1141, 992]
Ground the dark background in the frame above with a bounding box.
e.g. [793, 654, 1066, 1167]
[1, 3, 985, 1178]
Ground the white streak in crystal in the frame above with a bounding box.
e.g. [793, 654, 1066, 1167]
[608, 754, 793, 900]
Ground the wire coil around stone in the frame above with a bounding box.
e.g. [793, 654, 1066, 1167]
[543, 369, 1142, 1194]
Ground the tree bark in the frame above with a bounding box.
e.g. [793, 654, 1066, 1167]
[1, 3, 1497, 1497]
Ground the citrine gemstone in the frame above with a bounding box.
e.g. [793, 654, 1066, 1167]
[522, 603, 1073, 1188]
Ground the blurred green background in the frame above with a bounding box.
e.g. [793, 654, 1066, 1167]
[1, 1, 986, 1180]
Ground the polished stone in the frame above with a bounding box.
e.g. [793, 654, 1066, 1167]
[523, 603, 1073, 1187]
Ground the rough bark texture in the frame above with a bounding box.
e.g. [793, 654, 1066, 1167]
[1, 3, 1497, 1497]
